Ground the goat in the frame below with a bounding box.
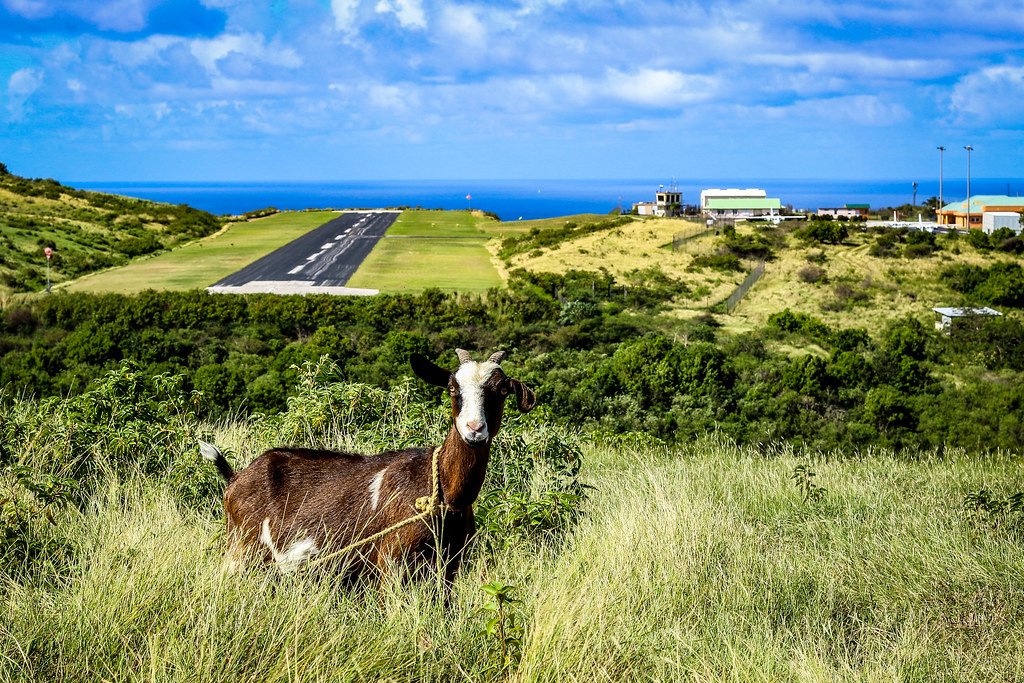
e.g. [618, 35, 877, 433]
[200, 349, 537, 582]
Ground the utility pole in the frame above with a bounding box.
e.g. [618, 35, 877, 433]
[937, 146, 945, 219]
[964, 145, 973, 230]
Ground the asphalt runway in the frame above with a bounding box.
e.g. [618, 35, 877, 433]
[211, 211, 399, 288]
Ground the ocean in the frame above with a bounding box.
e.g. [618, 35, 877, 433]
[73, 178, 1024, 221]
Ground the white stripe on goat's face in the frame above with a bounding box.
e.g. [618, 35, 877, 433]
[453, 361, 500, 445]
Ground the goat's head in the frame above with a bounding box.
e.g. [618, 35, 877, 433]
[411, 349, 537, 446]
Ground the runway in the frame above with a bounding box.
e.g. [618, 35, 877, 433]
[209, 211, 398, 293]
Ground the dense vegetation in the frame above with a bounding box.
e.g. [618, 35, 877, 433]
[0, 170, 222, 292]
[3, 268, 1024, 453]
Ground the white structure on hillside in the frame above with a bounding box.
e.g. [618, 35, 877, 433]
[700, 188, 766, 210]
[701, 188, 781, 219]
[633, 184, 682, 217]
[932, 306, 1001, 334]
[634, 201, 656, 216]
[982, 212, 1022, 234]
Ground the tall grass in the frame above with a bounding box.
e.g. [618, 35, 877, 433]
[3, 364, 1024, 681]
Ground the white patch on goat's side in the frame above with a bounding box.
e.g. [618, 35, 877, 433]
[260, 517, 318, 573]
[369, 467, 387, 511]
[454, 361, 500, 444]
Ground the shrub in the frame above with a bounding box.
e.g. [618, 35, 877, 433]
[796, 221, 848, 245]
[797, 264, 826, 283]
[689, 253, 743, 273]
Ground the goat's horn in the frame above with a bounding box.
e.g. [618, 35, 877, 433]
[455, 348, 474, 364]
[487, 351, 506, 364]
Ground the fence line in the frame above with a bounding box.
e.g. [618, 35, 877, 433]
[671, 225, 714, 250]
[725, 261, 766, 314]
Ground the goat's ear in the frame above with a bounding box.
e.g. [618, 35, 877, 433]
[410, 353, 451, 387]
[509, 378, 538, 413]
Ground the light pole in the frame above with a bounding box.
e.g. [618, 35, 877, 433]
[937, 146, 945, 219]
[963, 145, 973, 230]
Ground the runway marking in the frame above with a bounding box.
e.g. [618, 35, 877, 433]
[288, 265, 305, 275]
[306, 254, 318, 261]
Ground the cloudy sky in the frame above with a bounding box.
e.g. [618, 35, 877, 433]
[1, 0, 1022, 181]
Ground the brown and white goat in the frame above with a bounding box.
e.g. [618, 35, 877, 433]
[200, 349, 537, 581]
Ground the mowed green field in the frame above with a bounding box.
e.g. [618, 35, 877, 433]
[483, 212, 609, 237]
[64, 211, 339, 293]
[347, 210, 502, 293]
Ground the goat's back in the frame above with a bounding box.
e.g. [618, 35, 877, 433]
[224, 446, 435, 553]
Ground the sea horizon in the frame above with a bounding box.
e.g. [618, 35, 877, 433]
[73, 177, 1024, 222]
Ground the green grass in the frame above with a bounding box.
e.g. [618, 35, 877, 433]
[3, 368, 1024, 682]
[346, 209, 502, 293]
[4, 436, 1024, 681]
[347, 237, 502, 293]
[63, 211, 339, 293]
[386, 209, 488, 237]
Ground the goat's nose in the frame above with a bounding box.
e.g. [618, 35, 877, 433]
[466, 420, 485, 434]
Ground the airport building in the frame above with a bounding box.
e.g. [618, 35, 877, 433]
[937, 195, 1024, 232]
[633, 185, 682, 217]
[817, 204, 870, 219]
[701, 188, 781, 218]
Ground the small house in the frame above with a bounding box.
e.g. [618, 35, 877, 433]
[932, 306, 1002, 334]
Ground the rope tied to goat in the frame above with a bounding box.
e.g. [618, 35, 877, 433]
[301, 446, 450, 571]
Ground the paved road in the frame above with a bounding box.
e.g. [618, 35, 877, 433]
[212, 211, 399, 288]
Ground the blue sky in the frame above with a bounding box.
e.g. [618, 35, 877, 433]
[0, 0, 1022, 181]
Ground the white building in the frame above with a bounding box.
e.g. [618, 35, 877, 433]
[932, 306, 1002, 334]
[633, 201, 656, 216]
[982, 212, 1022, 235]
[701, 188, 781, 219]
[700, 188, 766, 211]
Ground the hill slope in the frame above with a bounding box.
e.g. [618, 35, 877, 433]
[0, 168, 221, 294]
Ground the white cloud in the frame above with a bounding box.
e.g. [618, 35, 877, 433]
[374, 0, 426, 29]
[188, 33, 302, 75]
[742, 95, 911, 126]
[331, 0, 360, 32]
[439, 4, 487, 49]
[950, 65, 1024, 126]
[6, 67, 44, 120]
[2, 0, 50, 19]
[604, 68, 716, 107]
[753, 52, 953, 80]
[3, 0, 154, 31]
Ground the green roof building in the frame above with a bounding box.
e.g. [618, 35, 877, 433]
[704, 197, 782, 217]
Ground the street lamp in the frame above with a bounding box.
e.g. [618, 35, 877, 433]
[937, 146, 945, 220]
[964, 145, 973, 230]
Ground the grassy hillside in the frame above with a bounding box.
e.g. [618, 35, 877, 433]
[65, 211, 340, 293]
[0, 170, 221, 294]
[3, 370, 1023, 681]
[507, 215, 1024, 333]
